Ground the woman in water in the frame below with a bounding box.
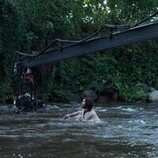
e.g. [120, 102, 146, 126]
[64, 97, 100, 123]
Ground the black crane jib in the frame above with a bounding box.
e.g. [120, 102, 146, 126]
[16, 21, 158, 68]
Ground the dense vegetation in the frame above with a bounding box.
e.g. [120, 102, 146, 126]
[0, 0, 158, 103]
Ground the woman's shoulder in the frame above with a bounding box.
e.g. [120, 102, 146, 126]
[91, 109, 97, 114]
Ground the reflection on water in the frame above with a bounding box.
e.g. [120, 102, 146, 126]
[0, 103, 158, 158]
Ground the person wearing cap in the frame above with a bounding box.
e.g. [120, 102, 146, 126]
[64, 97, 100, 123]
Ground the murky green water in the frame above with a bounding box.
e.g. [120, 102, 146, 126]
[0, 103, 158, 158]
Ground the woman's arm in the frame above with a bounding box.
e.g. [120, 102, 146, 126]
[64, 111, 81, 119]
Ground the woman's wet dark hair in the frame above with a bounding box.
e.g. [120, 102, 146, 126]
[84, 97, 93, 111]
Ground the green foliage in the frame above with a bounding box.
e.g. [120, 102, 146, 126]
[0, 0, 19, 102]
[1, 0, 158, 102]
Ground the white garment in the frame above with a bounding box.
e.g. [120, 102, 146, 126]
[75, 109, 100, 123]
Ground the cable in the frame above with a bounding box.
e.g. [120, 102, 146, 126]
[32, 11, 158, 56]
[133, 11, 158, 27]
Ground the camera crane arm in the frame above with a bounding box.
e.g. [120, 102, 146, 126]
[16, 21, 158, 69]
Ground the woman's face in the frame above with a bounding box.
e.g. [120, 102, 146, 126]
[81, 99, 87, 108]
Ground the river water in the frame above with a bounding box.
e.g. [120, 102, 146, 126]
[0, 102, 158, 158]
